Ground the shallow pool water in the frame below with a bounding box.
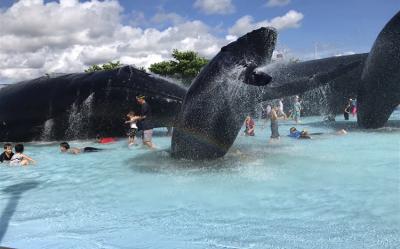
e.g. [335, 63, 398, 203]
[0, 112, 399, 249]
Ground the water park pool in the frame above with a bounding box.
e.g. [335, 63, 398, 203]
[0, 112, 399, 249]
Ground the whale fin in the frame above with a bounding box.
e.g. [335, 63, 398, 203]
[260, 55, 364, 100]
[242, 64, 272, 86]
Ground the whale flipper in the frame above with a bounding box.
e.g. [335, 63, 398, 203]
[259, 54, 366, 100]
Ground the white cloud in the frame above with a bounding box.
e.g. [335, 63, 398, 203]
[228, 10, 304, 37]
[194, 0, 235, 15]
[0, 0, 225, 83]
[266, 0, 291, 7]
[0, 0, 305, 84]
[151, 11, 185, 26]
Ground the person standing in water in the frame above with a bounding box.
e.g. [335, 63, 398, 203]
[270, 106, 280, 140]
[125, 111, 140, 146]
[293, 96, 302, 124]
[350, 98, 357, 117]
[261, 104, 272, 128]
[344, 101, 351, 120]
[136, 95, 155, 149]
[278, 98, 287, 119]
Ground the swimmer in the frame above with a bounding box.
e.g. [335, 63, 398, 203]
[288, 127, 311, 139]
[0, 143, 14, 163]
[289, 127, 348, 139]
[60, 142, 102, 154]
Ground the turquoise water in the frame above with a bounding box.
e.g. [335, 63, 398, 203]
[0, 112, 399, 249]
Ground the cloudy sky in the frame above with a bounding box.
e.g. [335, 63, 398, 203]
[0, 0, 398, 83]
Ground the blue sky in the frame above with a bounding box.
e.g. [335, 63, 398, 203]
[0, 0, 398, 82]
[125, 0, 399, 55]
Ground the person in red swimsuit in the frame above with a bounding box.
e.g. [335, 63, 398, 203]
[96, 135, 116, 144]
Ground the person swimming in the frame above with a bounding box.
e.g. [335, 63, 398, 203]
[60, 142, 102, 154]
[289, 127, 347, 139]
[288, 127, 311, 139]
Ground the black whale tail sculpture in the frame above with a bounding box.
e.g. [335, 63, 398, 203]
[171, 27, 277, 160]
[357, 10, 400, 128]
[171, 11, 400, 160]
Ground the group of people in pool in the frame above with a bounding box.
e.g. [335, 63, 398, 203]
[59, 95, 155, 155]
[246, 96, 302, 139]
[0, 143, 35, 166]
[1, 93, 348, 165]
[245, 96, 347, 140]
[1, 95, 155, 165]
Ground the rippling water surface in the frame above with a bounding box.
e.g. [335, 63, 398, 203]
[0, 112, 399, 249]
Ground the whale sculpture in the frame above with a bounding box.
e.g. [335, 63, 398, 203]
[170, 29, 364, 160]
[0, 67, 186, 141]
[0, 11, 399, 160]
[172, 11, 400, 159]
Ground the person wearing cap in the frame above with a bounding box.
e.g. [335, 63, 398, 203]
[136, 95, 155, 149]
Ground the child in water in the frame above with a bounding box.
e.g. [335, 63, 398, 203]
[10, 144, 35, 166]
[244, 116, 255, 136]
[125, 111, 140, 146]
[60, 142, 102, 154]
[0, 143, 14, 163]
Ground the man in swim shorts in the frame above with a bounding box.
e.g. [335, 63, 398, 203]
[136, 95, 155, 149]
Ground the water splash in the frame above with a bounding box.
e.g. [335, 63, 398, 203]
[300, 84, 332, 116]
[40, 119, 54, 141]
[65, 93, 94, 139]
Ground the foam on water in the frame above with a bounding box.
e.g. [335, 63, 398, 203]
[0, 112, 399, 249]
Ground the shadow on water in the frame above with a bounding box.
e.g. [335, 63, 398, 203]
[306, 120, 400, 133]
[0, 181, 40, 243]
[126, 149, 238, 174]
[125, 141, 291, 175]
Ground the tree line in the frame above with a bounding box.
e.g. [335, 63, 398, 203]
[85, 49, 209, 86]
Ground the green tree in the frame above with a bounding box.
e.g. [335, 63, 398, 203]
[85, 61, 122, 73]
[149, 49, 209, 85]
